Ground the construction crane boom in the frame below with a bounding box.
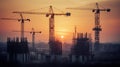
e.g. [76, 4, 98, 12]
[0, 18, 30, 21]
[13, 5, 71, 54]
[13, 11, 70, 16]
[1, 18, 20, 20]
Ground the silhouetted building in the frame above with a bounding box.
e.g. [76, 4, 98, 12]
[50, 40, 62, 55]
[93, 43, 120, 63]
[7, 37, 29, 63]
[48, 40, 62, 63]
[70, 33, 93, 63]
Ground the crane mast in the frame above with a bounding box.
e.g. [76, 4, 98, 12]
[20, 13, 26, 39]
[48, 6, 55, 48]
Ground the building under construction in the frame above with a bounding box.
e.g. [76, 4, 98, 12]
[46, 39, 62, 63]
[50, 40, 62, 55]
[70, 33, 93, 63]
[7, 37, 29, 63]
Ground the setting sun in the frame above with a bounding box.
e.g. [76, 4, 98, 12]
[61, 35, 64, 39]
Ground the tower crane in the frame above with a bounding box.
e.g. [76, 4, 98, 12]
[67, 3, 111, 47]
[13, 28, 41, 50]
[0, 14, 30, 39]
[30, 28, 41, 50]
[13, 5, 71, 54]
[92, 3, 110, 47]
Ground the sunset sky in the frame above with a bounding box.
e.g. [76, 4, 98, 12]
[0, 0, 120, 43]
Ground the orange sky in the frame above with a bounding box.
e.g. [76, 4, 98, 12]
[0, 0, 120, 43]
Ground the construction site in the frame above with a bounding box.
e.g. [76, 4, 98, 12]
[0, 1, 120, 67]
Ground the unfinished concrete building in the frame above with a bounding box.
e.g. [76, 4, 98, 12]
[70, 33, 93, 63]
[7, 37, 29, 63]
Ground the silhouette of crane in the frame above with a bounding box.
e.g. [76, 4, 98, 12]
[13, 5, 71, 54]
[92, 3, 110, 46]
[13, 28, 41, 50]
[0, 14, 30, 39]
[67, 3, 111, 47]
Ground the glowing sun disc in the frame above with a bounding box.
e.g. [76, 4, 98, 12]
[61, 35, 64, 39]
